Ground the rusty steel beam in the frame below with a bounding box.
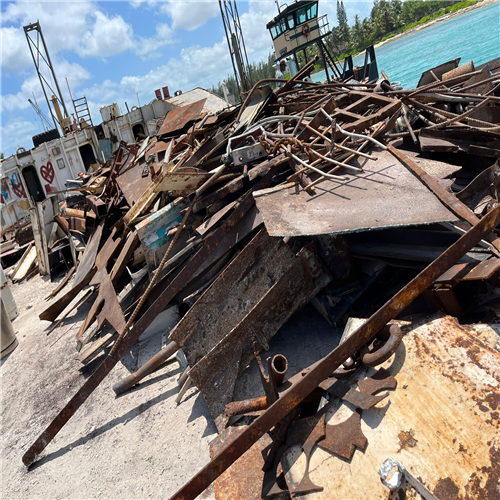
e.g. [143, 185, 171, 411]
[168, 203, 500, 500]
[388, 144, 500, 253]
[22, 166, 282, 468]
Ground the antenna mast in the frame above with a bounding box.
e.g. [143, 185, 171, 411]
[219, 1, 253, 96]
[23, 21, 69, 134]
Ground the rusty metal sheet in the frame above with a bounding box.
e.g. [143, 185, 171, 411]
[210, 429, 288, 500]
[417, 58, 461, 87]
[80, 268, 126, 335]
[170, 229, 296, 366]
[283, 314, 500, 499]
[419, 128, 500, 158]
[254, 149, 456, 237]
[459, 257, 500, 281]
[73, 222, 103, 287]
[157, 99, 206, 137]
[189, 256, 315, 425]
[153, 168, 211, 196]
[116, 161, 154, 207]
[357, 368, 397, 395]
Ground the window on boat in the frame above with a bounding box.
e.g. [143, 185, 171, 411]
[296, 7, 307, 24]
[287, 14, 295, 29]
[280, 18, 287, 33]
[270, 25, 278, 39]
[307, 3, 317, 20]
[275, 22, 282, 36]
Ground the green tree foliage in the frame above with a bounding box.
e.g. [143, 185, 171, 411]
[210, 52, 277, 101]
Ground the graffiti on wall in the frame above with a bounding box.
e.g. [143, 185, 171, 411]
[1, 178, 11, 204]
[10, 172, 27, 199]
[40, 161, 56, 193]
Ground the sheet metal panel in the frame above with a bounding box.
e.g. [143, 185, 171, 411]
[254, 149, 457, 237]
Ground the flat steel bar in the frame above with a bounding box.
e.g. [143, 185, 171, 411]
[169, 203, 500, 500]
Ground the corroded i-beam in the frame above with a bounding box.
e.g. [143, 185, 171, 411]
[168, 203, 500, 500]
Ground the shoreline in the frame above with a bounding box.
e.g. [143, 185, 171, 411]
[312, 0, 498, 72]
[371, 0, 499, 53]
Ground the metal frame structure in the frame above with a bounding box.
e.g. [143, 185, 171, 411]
[23, 21, 69, 134]
[219, 1, 253, 96]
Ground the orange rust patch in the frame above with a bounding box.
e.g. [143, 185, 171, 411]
[398, 429, 418, 452]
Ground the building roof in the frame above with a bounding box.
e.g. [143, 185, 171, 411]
[166, 87, 227, 114]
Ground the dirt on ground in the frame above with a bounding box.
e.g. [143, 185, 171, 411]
[1, 271, 217, 499]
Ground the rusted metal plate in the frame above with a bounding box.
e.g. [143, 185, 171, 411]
[170, 229, 296, 367]
[88, 268, 126, 333]
[459, 257, 500, 281]
[153, 168, 211, 196]
[318, 409, 367, 460]
[210, 428, 289, 500]
[283, 314, 500, 499]
[116, 161, 153, 207]
[419, 128, 500, 158]
[73, 222, 103, 287]
[254, 149, 456, 237]
[157, 99, 206, 137]
[188, 256, 315, 425]
[417, 58, 460, 87]
[357, 368, 397, 395]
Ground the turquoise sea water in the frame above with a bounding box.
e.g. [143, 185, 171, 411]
[312, 2, 500, 88]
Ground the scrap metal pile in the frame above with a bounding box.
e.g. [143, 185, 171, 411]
[24, 55, 500, 499]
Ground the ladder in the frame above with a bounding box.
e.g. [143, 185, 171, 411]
[72, 96, 93, 129]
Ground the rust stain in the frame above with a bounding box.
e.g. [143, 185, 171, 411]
[464, 445, 500, 500]
[398, 429, 418, 452]
[433, 477, 461, 500]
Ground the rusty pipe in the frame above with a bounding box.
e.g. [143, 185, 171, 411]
[224, 396, 269, 417]
[270, 354, 288, 386]
[112, 341, 179, 395]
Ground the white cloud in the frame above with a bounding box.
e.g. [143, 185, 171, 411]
[79, 11, 134, 57]
[0, 120, 39, 156]
[0, 26, 33, 73]
[0, 1, 176, 72]
[2, 60, 91, 113]
[160, 1, 220, 31]
[127, 0, 220, 33]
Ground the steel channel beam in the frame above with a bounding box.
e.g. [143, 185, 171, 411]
[169, 203, 500, 500]
[22, 166, 282, 468]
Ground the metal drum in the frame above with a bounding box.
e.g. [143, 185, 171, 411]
[1, 299, 18, 358]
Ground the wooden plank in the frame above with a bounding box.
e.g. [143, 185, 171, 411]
[47, 266, 75, 298]
[11, 244, 35, 282]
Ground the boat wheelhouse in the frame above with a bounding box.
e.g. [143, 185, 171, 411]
[267, 0, 379, 84]
[266, 1, 329, 60]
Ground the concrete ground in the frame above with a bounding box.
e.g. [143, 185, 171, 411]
[1, 270, 337, 499]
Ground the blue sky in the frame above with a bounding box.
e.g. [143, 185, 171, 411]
[1, 1, 373, 157]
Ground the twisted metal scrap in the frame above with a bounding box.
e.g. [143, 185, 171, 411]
[259, 135, 314, 163]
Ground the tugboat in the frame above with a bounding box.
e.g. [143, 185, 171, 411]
[266, 0, 379, 83]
